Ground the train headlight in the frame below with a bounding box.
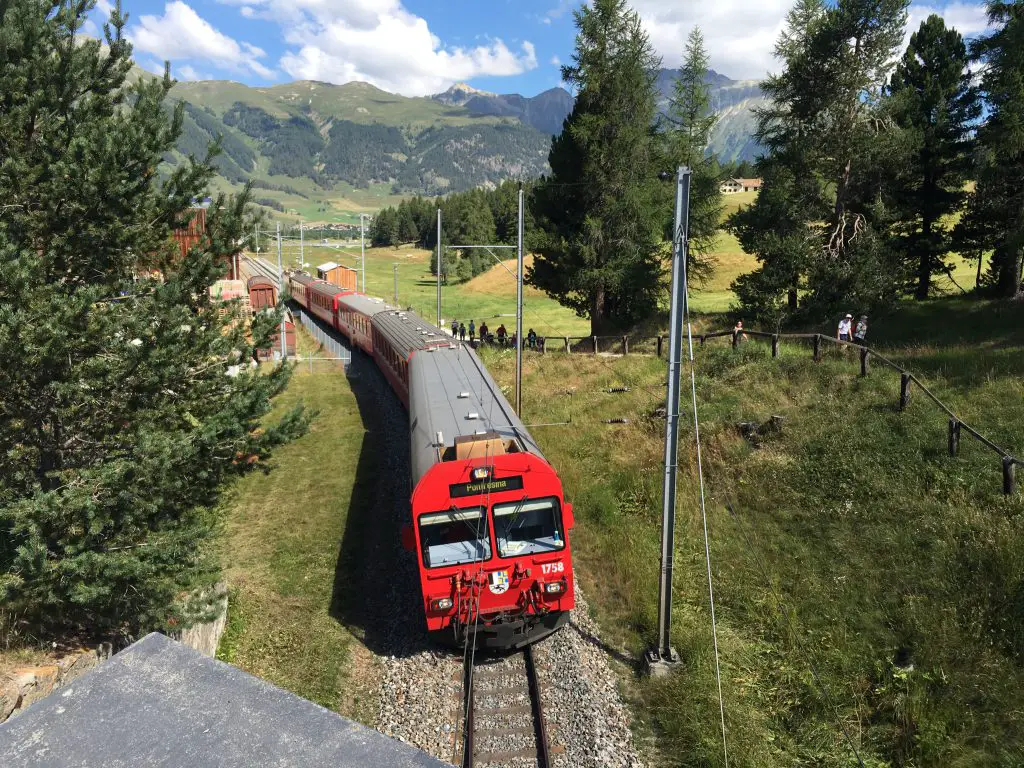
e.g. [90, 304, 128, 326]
[430, 597, 454, 611]
[543, 582, 565, 594]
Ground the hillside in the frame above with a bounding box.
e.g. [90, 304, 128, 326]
[482, 298, 1024, 766]
[164, 79, 552, 216]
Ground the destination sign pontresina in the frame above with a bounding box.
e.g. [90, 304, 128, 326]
[450, 475, 525, 499]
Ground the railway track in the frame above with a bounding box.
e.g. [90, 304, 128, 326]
[239, 255, 281, 283]
[459, 646, 556, 768]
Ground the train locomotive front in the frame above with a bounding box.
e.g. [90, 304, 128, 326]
[403, 342, 575, 649]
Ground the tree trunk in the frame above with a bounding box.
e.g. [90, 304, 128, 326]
[993, 245, 1024, 298]
[590, 285, 607, 336]
[915, 218, 933, 301]
[788, 286, 798, 311]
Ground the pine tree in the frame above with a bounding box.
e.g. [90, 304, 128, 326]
[371, 207, 398, 247]
[959, 1, 1024, 298]
[888, 15, 980, 299]
[730, 0, 910, 323]
[664, 27, 723, 285]
[0, 0, 307, 641]
[530, 0, 666, 334]
[397, 203, 419, 244]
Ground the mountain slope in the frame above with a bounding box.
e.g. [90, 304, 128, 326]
[163, 68, 765, 220]
[165, 79, 551, 205]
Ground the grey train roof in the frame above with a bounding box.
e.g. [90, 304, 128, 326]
[338, 292, 391, 317]
[0, 633, 449, 768]
[408, 344, 543, 486]
[374, 309, 450, 358]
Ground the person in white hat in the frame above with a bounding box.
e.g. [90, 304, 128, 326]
[837, 313, 853, 342]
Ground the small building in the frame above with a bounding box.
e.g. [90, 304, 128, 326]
[317, 262, 358, 290]
[720, 178, 763, 195]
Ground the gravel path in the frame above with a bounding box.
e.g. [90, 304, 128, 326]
[342, 350, 644, 768]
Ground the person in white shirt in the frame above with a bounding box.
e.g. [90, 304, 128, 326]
[837, 313, 853, 342]
[854, 315, 868, 345]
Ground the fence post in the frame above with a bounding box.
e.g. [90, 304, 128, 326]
[622, 336, 629, 355]
[732, 329, 739, 349]
[860, 347, 870, 377]
[900, 372, 912, 411]
[565, 336, 571, 354]
[948, 419, 961, 457]
[657, 335, 664, 358]
[813, 334, 821, 362]
[1004, 457, 1017, 496]
[772, 334, 779, 358]
[592, 336, 598, 355]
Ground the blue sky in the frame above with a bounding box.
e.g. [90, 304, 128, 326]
[86, 0, 992, 97]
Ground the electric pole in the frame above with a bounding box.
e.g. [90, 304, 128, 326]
[360, 213, 368, 292]
[277, 222, 286, 361]
[436, 208, 442, 328]
[515, 185, 524, 416]
[299, 221, 304, 270]
[647, 166, 691, 675]
[393, 264, 398, 306]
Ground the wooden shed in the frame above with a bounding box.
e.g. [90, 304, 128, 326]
[317, 262, 358, 290]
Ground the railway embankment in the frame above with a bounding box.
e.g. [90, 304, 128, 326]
[481, 297, 1024, 766]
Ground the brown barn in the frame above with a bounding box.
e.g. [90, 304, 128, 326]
[173, 207, 207, 260]
[171, 206, 241, 279]
[316, 261, 358, 290]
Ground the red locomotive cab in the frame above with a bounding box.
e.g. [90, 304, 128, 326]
[407, 446, 575, 650]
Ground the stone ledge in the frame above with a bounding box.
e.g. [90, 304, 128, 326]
[1, 644, 112, 724]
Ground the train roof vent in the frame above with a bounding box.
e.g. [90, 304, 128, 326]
[458, 392, 470, 399]
[454, 431, 508, 461]
[466, 412, 479, 420]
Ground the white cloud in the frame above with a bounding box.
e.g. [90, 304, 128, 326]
[176, 65, 209, 81]
[222, 0, 538, 95]
[633, 1, 991, 81]
[551, 55, 561, 67]
[128, 2, 274, 79]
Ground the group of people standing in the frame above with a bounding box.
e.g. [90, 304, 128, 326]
[837, 313, 869, 345]
[449, 318, 539, 349]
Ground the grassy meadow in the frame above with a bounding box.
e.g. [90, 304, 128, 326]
[216, 329, 378, 724]
[481, 298, 1024, 766]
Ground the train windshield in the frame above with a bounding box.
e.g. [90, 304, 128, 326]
[419, 507, 491, 568]
[493, 498, 565, 558]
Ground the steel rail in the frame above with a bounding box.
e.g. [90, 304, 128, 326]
[461, 646, 551, 768]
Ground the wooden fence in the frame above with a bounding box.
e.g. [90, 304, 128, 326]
[521, 328, 1020, 497]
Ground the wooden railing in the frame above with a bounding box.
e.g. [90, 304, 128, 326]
[507, 328, 1020, 496]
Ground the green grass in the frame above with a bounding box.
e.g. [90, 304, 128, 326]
[481, 297, 1024, 767]
[216, 329, 377, 723]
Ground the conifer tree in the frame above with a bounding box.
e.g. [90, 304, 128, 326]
[959, 1, 1024, 298]
[888, 15, 979, 299]
[397, 204, 419, 244]
[664, 27, 723, 285]
[730, 0, 910, 322]
[530, 0, 666, 334]
[0, 0, 307, 641]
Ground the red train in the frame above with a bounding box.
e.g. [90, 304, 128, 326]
[286, 270, 575, 649]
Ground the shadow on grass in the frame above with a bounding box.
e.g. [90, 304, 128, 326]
[324, 330, 431, 659]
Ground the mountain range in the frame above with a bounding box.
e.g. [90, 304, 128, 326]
[164, 70, 765, 218]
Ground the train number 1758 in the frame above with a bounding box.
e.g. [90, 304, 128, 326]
[541, 561, 564, 575]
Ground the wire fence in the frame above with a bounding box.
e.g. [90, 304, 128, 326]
[294, 306, 352, 367]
